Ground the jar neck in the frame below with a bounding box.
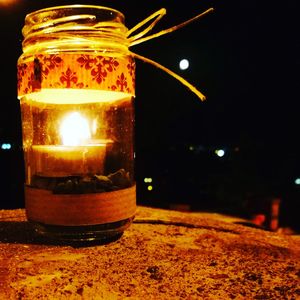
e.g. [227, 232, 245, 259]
[22, 5, 129, 55]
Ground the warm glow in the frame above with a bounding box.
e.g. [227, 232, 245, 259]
[0, 0, 18, 6]
[147, 185, 153, 191]
[60, 112, 91, 146]
[92, 119, 98, 135]
[26, 89, 132, 104]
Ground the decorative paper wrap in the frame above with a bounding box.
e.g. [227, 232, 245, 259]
[17, 53, 135, 97]
[25, 185, 136, 226]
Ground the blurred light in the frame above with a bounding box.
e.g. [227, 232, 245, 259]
[295, 178, 300, 185]
[147, 185, 153, 191]
[144, 177, 152, 183]
[215, 149, 225, 157]
[1, 143, 11, 150]
[189, 145, 194, 151]
[0, 0, 18, 6]
[179, 59, 189, 70]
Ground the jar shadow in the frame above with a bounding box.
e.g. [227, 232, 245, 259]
[0, 221, 122, 247]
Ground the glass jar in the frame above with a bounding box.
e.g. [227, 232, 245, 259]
[17, 5, 136, 243]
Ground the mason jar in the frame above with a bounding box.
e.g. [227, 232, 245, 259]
[17, 5, 136, 243]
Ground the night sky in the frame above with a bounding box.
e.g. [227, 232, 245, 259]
[0, 1, 299, 228]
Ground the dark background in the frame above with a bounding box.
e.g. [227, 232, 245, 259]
[0, 1, 299, 231]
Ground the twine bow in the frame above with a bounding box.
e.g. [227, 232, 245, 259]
[127, 8, 214, 101]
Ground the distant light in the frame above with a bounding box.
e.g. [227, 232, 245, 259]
[144, 177, 153, 183]
[0, 0, 18, 6]
[179, 59, 189, 70]
[295, 178, 300, 185]
[1, 143, 11, 150]
[189, 145, 194, 151]
[215, 149, 225, 157]
[147, 185, 153, 191]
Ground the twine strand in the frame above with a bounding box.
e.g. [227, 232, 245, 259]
[129, 8, 214, 47]
[126, 8, 166, 41]
[127, 8, 214, 101]
[131, 52, 206, 101]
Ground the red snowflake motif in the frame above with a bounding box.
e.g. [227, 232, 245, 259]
[38, 55, 62, 78]
[127, 58, 135, 77]
[116, 73, 127, 92]
[60, 67, 78, 88]
[91, 62, 107, 84]
[101, 57, 119, 72]
[77, 55, 97, 70]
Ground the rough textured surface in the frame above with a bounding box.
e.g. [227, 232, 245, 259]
[0, 207, 300, 299]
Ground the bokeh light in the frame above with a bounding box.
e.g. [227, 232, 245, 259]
[215, 149, 225, 157]
[179, 59, 189, 70]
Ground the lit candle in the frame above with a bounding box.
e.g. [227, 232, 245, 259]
[31, 112, 112, 178]
[18, 5, 136, 242]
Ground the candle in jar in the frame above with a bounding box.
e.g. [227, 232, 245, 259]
[30, 112, 112, 177]
[31, 143, 110, 177]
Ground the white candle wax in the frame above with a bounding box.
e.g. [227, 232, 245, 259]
[31, 141, 111, 177]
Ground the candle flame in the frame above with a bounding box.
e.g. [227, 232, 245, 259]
[60, 112, 91, 146]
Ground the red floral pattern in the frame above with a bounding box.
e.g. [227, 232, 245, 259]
[38, 54, 62, 78]
[91, 62, 108, 84]
[78, 55, 120, 84]
[60, 67, 78, 88]
[77, 55, 97, 70]
[116, 73, 127, 92]
[27, 72, 41, 92]
[127, 57, 135, 77]
[102, 57, 119, 72]
[127, 57, 136, 90]
[17, 63, 27, 92]
[17, 54, 135, 97]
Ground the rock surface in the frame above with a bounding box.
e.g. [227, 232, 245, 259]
[0, 207, 300, 299]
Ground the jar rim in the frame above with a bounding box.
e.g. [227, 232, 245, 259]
[25, 4, 125, 23]
[22, 4, 129, 51]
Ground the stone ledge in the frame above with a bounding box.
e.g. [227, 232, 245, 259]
[1, 207, 300, 299]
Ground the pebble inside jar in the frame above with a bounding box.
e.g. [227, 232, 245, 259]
[17, 5, 136, 242]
